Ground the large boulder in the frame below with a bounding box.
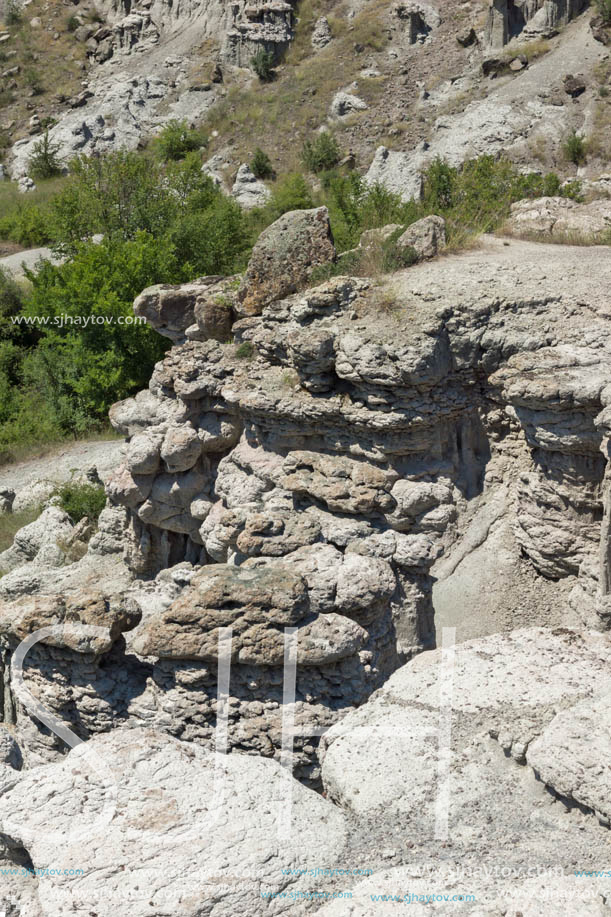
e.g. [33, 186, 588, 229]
[321, 628, 611, 818]
[397, 215, 446, 260]
[0, 727, 347, 917]
[527, 691, 611, 825]
[508, 197, 611, 241]
[237, 208, 336, 315]
[364, 146, 427, 202]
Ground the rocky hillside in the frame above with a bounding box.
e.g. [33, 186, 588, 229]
[0, 1, 611, 915]
[0, 201, 611, 912]
[2, 0, 610, 185]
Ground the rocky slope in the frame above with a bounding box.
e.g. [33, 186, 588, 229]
[3, 0, 610, 186]
[0, 204, 611, 912]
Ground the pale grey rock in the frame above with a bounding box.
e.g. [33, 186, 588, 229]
[17, 176, 36, 193]
[12, 480, 55, 513]
[231, 163, 271, 210]
[160, 423, 202, 473]
[126, 430, 164, 475]
[311, 15, 332, 49]
[396, 214, 446, 260]
[365, 145, 426, 202]
[509, 196, 611, 241]
[527, 692, 611, 824]
[317, 868, 611, 916]
[330, 90, 368, 118]
[0, 728, 347, 917]
[0, 506, 74, 575]
[321, 628, 611, 817]
[393, 0, 441, 44]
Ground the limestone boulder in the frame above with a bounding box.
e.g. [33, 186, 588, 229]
[0, 728, 347, 917]
[237, 208, 336, 316]
[397, 215, 446, 260]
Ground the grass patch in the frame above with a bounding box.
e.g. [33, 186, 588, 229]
[0, 506, 41, 554]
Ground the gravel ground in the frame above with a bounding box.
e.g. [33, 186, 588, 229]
[0, 438, 124, 492]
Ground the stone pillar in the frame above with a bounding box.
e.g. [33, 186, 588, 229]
[486, 0, 509, 47]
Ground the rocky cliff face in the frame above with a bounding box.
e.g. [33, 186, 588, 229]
[2, 212, 610, 790]
[486, 0, 588, 47]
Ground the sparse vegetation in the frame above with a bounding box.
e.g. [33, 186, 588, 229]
[251, 49, 275, 83]
[250, 148, 274, 180]
[563, 131, 587, 165]
[301, 132, 340, 174]
[594, 0, 611, 24]
[3, 0, 21, 26]
[235, 341, 254, 359]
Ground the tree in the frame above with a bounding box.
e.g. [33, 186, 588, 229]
[301, 132, 341, 173]
[27, 130, 62, 179]
[250, 148, 274, 180]
[251, 49, 275, 82]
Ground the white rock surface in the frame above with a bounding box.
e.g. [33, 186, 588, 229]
[0, 727, 347, 917]
[321, 628, 611, 817]
[231, 163, 271, 210]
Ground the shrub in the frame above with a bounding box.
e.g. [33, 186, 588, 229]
[251, 49, 275, 82]
[66, 14, 80, 31]
[563, 131, 587, 165]
[235, 341, 254, 359]
[27, 131, 62, 179]
[24, 67, 43, 96]
[3, 0, 21, 26]
[155, 120, 206, 162]
[595, 0, 611, 24]
[53, 479, 106, 524]
[301, 132, 340, 174]
[267, 172, 314, 217]
[250, 148, 274, 180]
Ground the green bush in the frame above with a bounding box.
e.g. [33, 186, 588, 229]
[595, 0, 611, 24]
[235, 341, 254, 359]
[3, 0, 21, 26]
[154, 120, 206, 162]
[0, 203, 53, 247]
[265, 172, 314, 220]
[301, 132, 341, 174]
[24, 67, 43, 96]
[250, 148, 274, 180]
[66, 14, 80, 31]
[563, 131, 587, 165]
[28, 131, 62, 179]
[251, 49, 275, 82]
[53, 479, 106, 524]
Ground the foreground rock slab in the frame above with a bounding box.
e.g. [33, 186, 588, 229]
[321, 627, 611, 818]
[0, 728, 346, 917]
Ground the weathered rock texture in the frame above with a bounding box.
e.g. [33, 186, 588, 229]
[0, 727, 346, 917]
[508, 196, 611, 241]
[3, 234, 611, 790]
[486, 0, 588, 48]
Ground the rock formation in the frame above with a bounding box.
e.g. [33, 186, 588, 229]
[486, 0, 588, 48]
